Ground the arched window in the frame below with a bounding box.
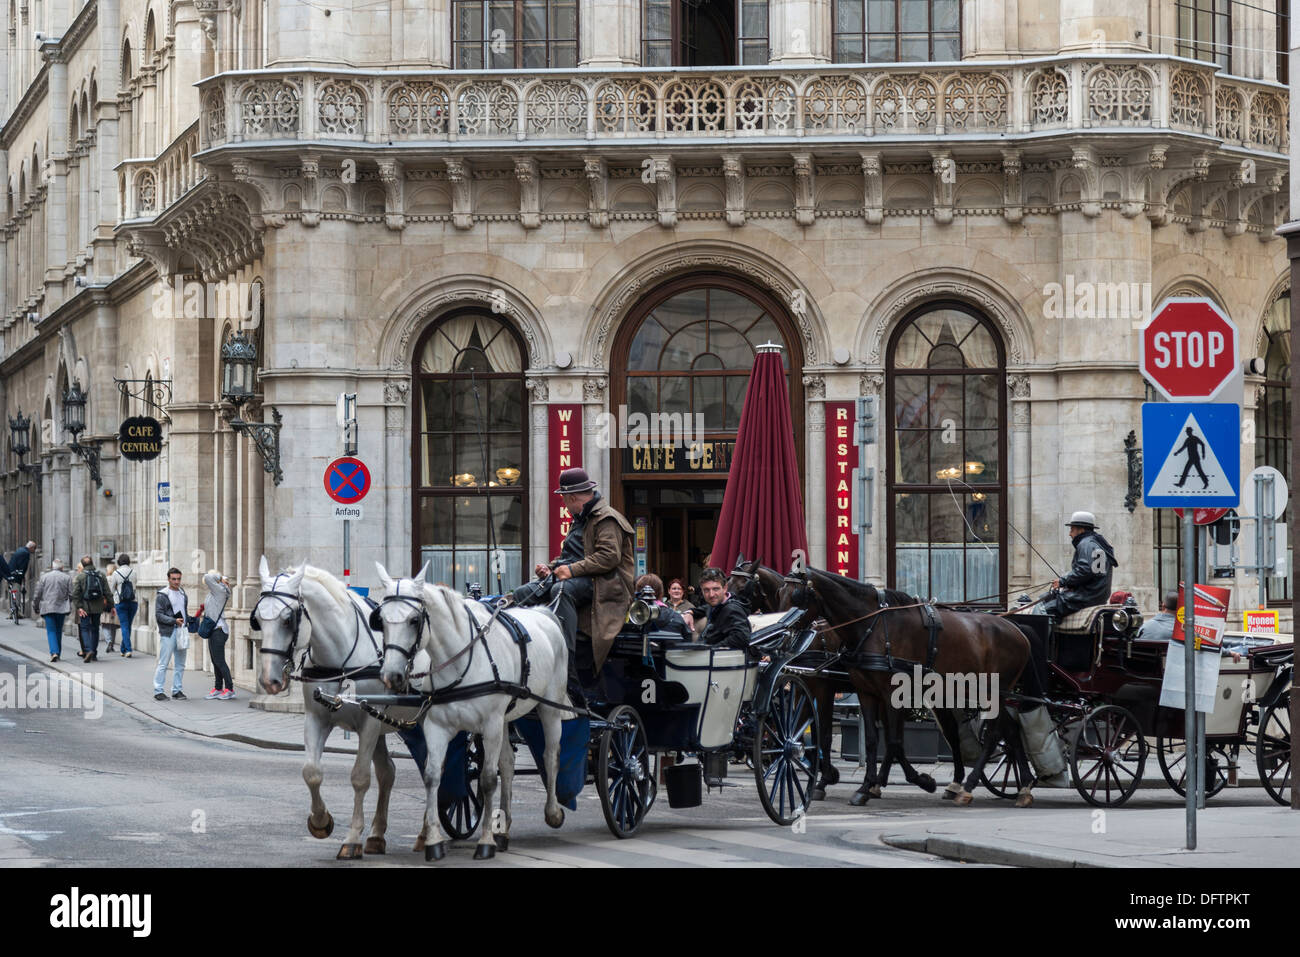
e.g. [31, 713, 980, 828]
[887, 302, 1005, 604]
[145, 11, 157, 61]
[1256, 292, 1291, 604]
[413, 311, 527, 589]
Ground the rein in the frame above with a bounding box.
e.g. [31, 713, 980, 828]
[253, 573, 384, 684]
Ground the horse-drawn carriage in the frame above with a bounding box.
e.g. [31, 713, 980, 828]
[979, 602, 1294, 806]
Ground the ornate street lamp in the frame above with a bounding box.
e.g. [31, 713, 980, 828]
[7, 410, 40, 475]
[62, 380, 102, 487]
[220, 330, 283, 485]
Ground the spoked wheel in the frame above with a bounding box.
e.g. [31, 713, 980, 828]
[1069, 705, 1147, 807]
[978, 720, 1025, 799]
[598, 705, 654, 838]
[438, 734, 484, 840]
[1256, 690, 1292, 807]
[753, 675, 821, 826]
[1156, 733, 1229, 799]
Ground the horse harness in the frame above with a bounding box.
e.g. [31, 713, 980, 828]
[251, 573, 384, 683]
[786, 572, 944, 677]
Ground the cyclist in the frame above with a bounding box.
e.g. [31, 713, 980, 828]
[1, 541, 36, 619]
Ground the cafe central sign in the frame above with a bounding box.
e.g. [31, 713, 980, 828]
[118, 416, 164, 461]
[622, 441, 735, 474]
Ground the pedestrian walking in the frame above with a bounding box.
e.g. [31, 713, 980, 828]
[100, 562, 119, 651]
[199, 569, 236, 700]
[31, 559, 72, 662]
[70, 556, 111, 662]
[110, 553, 139, 658]
[154, 567, 190, 701]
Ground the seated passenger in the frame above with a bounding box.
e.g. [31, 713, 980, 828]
[1041, 511, 1119, 620]
[665, 578, 699, 633]
[697, 567, 752, 651]
[634, 573, 694, 639]
[1136, 592, 1179, 642]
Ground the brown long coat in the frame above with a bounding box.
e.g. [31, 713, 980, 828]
[566, 496, 635, 669]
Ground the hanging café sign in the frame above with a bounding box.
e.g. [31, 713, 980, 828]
[118, 416, 164, 461]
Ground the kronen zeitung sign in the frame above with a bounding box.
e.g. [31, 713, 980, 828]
[118, 416, 164, 461]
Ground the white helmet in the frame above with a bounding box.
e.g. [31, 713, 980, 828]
[1065, 511, 1097, 529]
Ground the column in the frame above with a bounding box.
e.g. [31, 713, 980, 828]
[1008, 373, 1032, 594]
[52, 455, 72, 563]
[579, 0, 639, 68]
[769, 0, 829, 64]
[43, 48, 68, 310]
[383, 378, 411, 575]
[1058, 0, 1148, 52]
[220, 426, 237, 579]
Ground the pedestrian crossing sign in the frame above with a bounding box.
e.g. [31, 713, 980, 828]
[1141, 403, 1240, 508]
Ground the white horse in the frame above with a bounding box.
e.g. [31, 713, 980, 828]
[375, 564, 569, 860]
[255, 557, 432, 859]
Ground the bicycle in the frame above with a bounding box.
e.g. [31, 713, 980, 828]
[6, 576, 26, 624]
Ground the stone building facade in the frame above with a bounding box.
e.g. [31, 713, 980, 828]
[1, 0, 1294, 687]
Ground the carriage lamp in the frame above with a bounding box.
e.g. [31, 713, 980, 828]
[220, 330, 283, 485]
[495, 466, 521, 486]
[62, 380, 103, 488]
[7, 410, 40, 475]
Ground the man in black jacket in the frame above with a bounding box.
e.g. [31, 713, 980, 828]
[0, 541, 35, 582]
[698, 567, 751, 650]
[1042, 511, 1119, 619]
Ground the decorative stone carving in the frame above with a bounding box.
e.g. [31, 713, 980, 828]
[722, 154, 745, 227]
[802, 373, 826, 399]
[515, 156, 541, 230]
[378, 159, 405, 231]
[1070, 146, 1102, 218]
[526, 377, 549, 402]
[583, 376, 607, 401]
[860, 151, 883, 225]
[1001, 149, 1022, 223]
[792, 153, 815, 226]
[388, 288, 542, 371]
[859, 373, 884, 396]
[650, 155, 677, 228]
[445, 158, 473, 230]
[583, 155, 608, 228]
[1007, 374, 1030, 399]
[383, 378, 410, 404]
[931, 150, 955, 224]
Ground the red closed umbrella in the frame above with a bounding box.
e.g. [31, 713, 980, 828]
[711, 344, 808, 574]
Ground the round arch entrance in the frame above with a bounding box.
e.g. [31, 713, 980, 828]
[610, 272, 805, 587]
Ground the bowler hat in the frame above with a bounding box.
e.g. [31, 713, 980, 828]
[1065, 510, 1098, 529]
[553, 467, 598, 495]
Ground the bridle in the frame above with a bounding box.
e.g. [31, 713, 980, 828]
[252, 574, 310, 676]
[373, 579, 431, 669]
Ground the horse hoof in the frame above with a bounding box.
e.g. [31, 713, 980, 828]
[1015, 789, 1034, 809]
[848, 791, 871, 807]
[868, 785, 883, 798]
[307, 813, 334, 839]
[473, 843, 496, 860]
[336, 843, 363, 860]
[363, 837, 386, 855]
[915, 774, 937, 793]
[413, 834, 426, 853]
[545, 808, 565, 829]
[810, 787, 826, 802]
[954, 791, 974, 807]
[425, 842, 447, 862]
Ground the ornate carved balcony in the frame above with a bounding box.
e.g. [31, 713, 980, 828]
[117, 121, 207, 222]
[195, 56, 1288, 155]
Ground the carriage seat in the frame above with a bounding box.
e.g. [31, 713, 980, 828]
[1054, 604, 1118, 634]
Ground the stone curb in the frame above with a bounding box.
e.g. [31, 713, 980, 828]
[880, 833, 1117, 868]
[0, 636, 359, 756]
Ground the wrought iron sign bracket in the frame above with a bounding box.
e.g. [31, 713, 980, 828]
[114, 377, 174, 422]
[230, 406, 283, 486]
[69, 439, 103, 488]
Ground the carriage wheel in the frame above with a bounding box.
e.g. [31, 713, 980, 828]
[438, 734, 484, 841]
[1155, 733, 1229, 799]
[598, 705, 653, 839]
[753, 675, 821, 827]
[977, 720, 1025, 799]
[1069, 705, 1146, 807]
[1256, 690, 1292, 807]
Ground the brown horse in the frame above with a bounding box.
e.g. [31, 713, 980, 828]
[779, 566, 1037, 805]
[727, 557, 936, 802]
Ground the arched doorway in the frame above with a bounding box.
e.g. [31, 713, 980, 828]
[611, 273, 803, 586]
[886, 301, 1006, 604]
[411, 309, 528, 591]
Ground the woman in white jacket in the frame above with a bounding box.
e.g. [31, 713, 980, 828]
[110, 554, 139, 657]
[200, 570, 236, 699]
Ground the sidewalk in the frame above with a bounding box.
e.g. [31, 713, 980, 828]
[0, 616, 357, 755]
[876, 803, 1300, 867]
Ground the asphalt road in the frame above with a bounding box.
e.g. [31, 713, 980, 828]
[0, 649, 966, 868]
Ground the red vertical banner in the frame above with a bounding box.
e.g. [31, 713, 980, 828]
[824, 401, 859, 579]
[548, 404, 582, 558]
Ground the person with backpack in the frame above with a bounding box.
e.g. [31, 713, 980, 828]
[110, 553, 138, 658]
[199, 570, 236, 700]
[71, 555, 111, 662]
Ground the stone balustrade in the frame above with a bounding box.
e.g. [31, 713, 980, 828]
[195, 56, 1288, 154]
[117, 121, 206, 221]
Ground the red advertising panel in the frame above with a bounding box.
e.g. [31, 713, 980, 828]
[825, 402, 858, 579]
[548, 404, 582, 559]
[1172, 581, 1231, 650]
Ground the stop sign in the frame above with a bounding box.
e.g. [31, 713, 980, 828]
[1173, 506, 1230, 525]
[1140, 298, 1238, 401]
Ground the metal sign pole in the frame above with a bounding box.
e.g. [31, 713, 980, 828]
[1183, 510, 1197, 849]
